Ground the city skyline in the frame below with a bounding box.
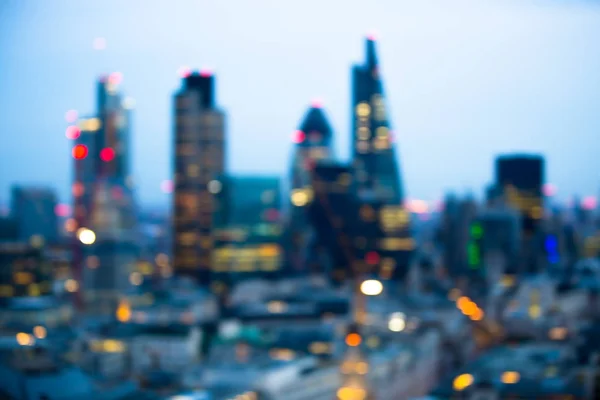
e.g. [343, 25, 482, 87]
[1, 0, 600, 207]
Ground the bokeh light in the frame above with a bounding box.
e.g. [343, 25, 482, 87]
[65, 125, 81, 140]
[160, 179, 174, 193]
[100, 147, 115, 162]
[72, 144, 88, 159]
[65, 109, 78, 123]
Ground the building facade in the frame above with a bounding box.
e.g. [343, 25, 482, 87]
[173, 71, 226, 286]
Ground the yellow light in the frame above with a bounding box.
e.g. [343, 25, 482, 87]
[309, 341, 330, 354]
[501, 275, 516, 287]
[129, 272, 143, 286]
[267, 301, 287, 313]
[549, 326, 568, 340]
[14, 272, 33, 285]
[501, 371, 520, 384]
[16, 332, 34, 346]
[355, 361, 369, 375]
[529, 304, 541, 319]
[77, 228, 96, 245]
[64, 279, 79, 293]
[291, 188, 313, 207]
[80, 117, 101, 131]
[457, 296, 471, 310]
[269, 348, 296, 361]
[337, 387, 367, 400]
[116, 299, 131, 322]
[471, 308, 484, 321]
[360, 279, 383, 296]
[29, 234, 44, 248]
[33, 326, 47, 339]
[461, 301, 478, 317]
[453, 373, 474, 391]
[356, 102, 371, 118]
[103, 339, 125, 353]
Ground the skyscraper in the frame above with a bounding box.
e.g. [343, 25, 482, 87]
[10, 186, 59, 245]
[70, 73, 138, 313]
[351, 37, 404, 204]
[351, 37, 413, 278]
[173, 70, 226, 286]
[286, 104, 334, 274]
[495, 154, 545, 237]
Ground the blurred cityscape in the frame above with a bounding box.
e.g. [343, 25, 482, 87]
[1, 13, 600, 400]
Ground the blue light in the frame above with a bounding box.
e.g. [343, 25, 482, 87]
[548, 255, 560, 264]
[545, 236, 558, 252]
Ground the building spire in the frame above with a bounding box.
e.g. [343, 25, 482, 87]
[365, 35, 378, 69]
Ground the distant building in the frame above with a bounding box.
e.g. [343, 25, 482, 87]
[351, 37, 414, 277]
[71, 74, 138, 314]
[212, 175, 283, 285]
[10, 186, 58, 245]
[0, 241, 53, 301]
[173, 71, 226, 286]
[286, 105, 334, 275]
[438, 195, 478, 278]
[495, 154, 545, 237]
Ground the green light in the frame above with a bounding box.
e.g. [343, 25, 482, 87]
[467, 242, 480, 268]
[470, 223, 483, 239]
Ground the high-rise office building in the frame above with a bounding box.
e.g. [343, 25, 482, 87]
[212, 175, 282, 283]
[70, 74, 138, 313]
[351, 37, 404, 204]
[286, 104, 334, 274]
[308, 162, 357, 284]
[10, 186, 59, 245]
[495, 154, 545, 236]
[351, 37, 413, 278]
[173, 71, 226, 286]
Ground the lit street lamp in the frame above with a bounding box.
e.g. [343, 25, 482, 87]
[77, 228, 96, 245]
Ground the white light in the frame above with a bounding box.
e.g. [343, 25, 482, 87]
[77, 228, 96, 245]
[122, 97, 136, 109]
[388, 313, 406, 332]
[208, 180, 222, 194]
[360, 279, 383, 296]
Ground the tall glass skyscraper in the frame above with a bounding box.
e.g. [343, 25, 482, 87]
[351, 37, 414, 280]
[70, 73, 138, 314]
[351, 37, 404, 204]
[173, 71, 226, 286]
[286, 104, 334, 274]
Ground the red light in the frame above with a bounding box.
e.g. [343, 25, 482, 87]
[292, 130, 306, 144]
[311, 98, 323, 108]
[65, 126, 81, 140]
[178, 66, 192, 78]
[111, 186, 123, 200]
[366, 251, 380, 265]
[100, 147, 115, 162]
[582, 196, 597, 210]
[72, 144, 88, 160]
[54, 204, 72, 217]
[72, 183, 84, 197]
[264, 208, 280, 222]
[200, 68, 212, 77]
[65, 110, 78, 123]
[543, 184, 557, 197]
[108, 72, 123, 85]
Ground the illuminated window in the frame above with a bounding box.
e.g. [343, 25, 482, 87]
[187, 164, 199, 177]
[291, 188, 313, 207]
[356, 102, 371, 118]
[356, 141, 369, 153]
[360, 205, 375, 221]
[374, 137, 389, 150]
[358, 127, 370, 140]
[380, 238, 416, 251]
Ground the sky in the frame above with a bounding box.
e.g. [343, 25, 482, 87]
[1, 0, 599, 208]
